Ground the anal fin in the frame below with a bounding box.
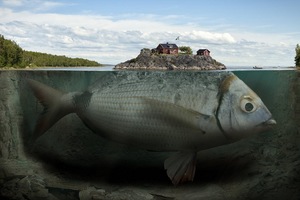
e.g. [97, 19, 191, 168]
[164, 151, 197, 185]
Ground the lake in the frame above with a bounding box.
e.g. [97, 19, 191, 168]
[21, 65, 295, 71]
[0, 68, 299, 200]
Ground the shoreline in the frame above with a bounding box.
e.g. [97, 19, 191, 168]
[0, 66, 296, 72]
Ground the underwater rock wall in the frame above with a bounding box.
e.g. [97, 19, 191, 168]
[0, 69, 299, 200]
[0, 71, 24, 159]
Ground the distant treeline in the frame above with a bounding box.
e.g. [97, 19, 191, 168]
[296, 44, 300, 67]
[0, 34, 102, 68]
[22, 51, 102, 67]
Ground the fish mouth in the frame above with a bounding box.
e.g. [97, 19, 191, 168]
[263, 118, 277, 126]
[258, 118, 276, 130]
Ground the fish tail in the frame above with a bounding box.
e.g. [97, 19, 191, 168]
[27, 79, 75, 139]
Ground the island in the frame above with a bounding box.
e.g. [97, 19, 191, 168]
[115, 43, 226, 70]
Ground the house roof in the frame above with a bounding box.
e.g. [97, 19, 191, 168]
[158, 43, 178, 49]
[197, 49, 210, 52]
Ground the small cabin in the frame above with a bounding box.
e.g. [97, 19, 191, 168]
[156, 43, 179, 54]
[197, 49, 210, 56]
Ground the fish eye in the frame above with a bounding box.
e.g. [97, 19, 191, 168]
[240, 97, 257, 113]
[245, 102, 254, 111]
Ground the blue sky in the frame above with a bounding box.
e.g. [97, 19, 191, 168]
[0, 0, 299, 66]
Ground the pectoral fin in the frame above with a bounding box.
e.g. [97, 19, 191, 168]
[164, 151, 197, 185]
[139, 97, 211, 133]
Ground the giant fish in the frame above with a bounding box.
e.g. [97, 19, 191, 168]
[27, 71, 276, 185]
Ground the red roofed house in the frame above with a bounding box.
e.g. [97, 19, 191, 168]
[197, 49, 210, 56]
[156, 43, 179, 54]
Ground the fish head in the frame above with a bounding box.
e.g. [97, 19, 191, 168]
[217, 74, 276, 141]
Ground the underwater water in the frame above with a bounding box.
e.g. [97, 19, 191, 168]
[0, 69, 299, 200]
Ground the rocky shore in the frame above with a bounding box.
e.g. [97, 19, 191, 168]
[114, 48, 226, 70]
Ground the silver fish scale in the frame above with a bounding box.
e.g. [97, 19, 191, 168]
[92, 73, 221, 111]
[78, 71, 233, 151]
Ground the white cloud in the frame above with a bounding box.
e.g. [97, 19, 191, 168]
[0, 7, 297, 66]
[1, 0, 66, 11]
[2, 0, 24, 6]
[179, 31, 236, 44]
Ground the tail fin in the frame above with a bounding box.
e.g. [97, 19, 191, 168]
[27, 79, 75, 139]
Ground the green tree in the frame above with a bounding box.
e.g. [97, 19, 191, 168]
[22, 50, 102, 67]
[0, 34, 23, 67]
[0, 35, 5, 66]
[0, 34, 102, 68]
[179, 46, 193, 54]
[295, 44, 300, 67]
